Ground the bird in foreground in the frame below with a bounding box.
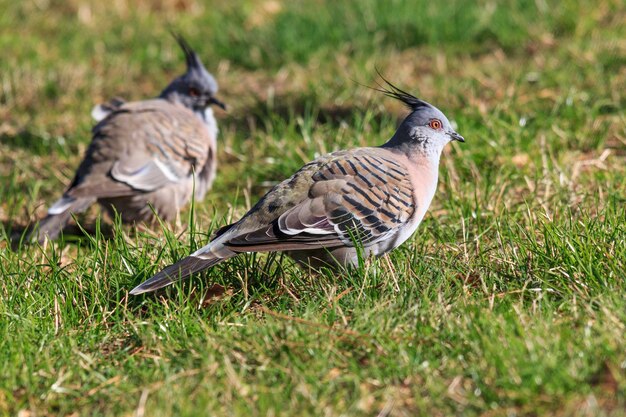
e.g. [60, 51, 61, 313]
[130, 79, 464, 295]
[32, 33, 225, 243]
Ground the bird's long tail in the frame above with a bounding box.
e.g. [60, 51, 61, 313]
[129, 244, 235, 295]
[30, 196, 95, 243]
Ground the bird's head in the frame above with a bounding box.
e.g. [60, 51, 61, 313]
[377, 77, 464, 156]
[160, 33, 226, 113]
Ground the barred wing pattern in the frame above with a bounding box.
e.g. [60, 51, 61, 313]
[224, 150, 416, 252]
[66, 100, 210, 199]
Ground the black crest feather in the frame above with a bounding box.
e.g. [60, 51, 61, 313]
[372, 69, 431, 111]
[170, 31, 199, 69]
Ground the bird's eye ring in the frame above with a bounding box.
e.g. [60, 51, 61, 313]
[189, 87, 200, 97]
[428, 119, 443, 130]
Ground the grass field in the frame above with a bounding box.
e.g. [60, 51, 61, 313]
[1, 0, 625, 415]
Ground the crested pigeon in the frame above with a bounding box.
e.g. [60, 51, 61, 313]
[33, 34, 225, 242]
[130, 79, 464, 295]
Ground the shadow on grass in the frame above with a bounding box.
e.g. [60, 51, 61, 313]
[1, 219, 116, 250]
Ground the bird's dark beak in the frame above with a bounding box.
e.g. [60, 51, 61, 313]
[448, 131, 465, 143]
[208, 96, 226, 111]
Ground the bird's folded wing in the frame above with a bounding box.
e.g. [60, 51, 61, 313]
[68, 99, 210, 198]
[109, 157, 184, 191]
[224, 151, 416, 252]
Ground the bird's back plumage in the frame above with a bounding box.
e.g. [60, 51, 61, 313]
[224, 148, 416, 251]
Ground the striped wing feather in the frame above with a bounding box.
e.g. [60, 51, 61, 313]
[224, 151, 415, 252]
[66, 100, 209, 199]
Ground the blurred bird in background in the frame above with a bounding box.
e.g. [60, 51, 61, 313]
[32, 33, 225, 243]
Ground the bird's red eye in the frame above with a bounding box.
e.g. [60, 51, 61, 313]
[189, 87, 200, 97]
[429, 119, 443, 130]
